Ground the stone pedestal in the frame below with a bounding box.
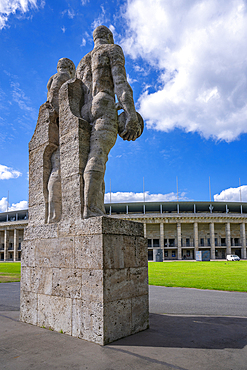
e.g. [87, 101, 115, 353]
[20, 216, 149, 345]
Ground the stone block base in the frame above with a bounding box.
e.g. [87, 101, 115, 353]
[20, 216, 149, 345]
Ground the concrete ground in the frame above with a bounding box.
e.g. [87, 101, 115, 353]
[1, 283, 247, 370]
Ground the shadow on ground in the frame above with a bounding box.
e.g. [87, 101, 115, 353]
[111, 313, 247, 350]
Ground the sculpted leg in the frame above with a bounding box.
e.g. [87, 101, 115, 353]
[83, 171, 105, 218]
[83, 121, 117, 218]
[47, 148, 61, 223]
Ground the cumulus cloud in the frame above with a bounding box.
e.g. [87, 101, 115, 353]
[92, 5, 107, 29]
[0, 197, 28, 212]
[122, 0, 247, 141]
[0, 164, 21, 180]
[81, 37, 86, 47]
[9, 200, 28, 211]
[104, 191, 187, 203]
[214, 186, 247, 202]
[0, 0, 39, 29]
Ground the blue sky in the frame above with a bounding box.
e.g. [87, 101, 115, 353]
[1, 0, 247, 211]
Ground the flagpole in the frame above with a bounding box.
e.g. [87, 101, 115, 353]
[143, 177, 145, 203]
[239, 178, 242, 202]
[209, 176, 211, 202]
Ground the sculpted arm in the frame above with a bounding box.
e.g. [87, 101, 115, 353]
[47, 75, 54, 101]
[111, 46, 141, 141]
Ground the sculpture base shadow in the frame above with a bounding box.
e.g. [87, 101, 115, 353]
[112, 313, 247, 350]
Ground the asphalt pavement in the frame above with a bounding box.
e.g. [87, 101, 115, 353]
[1, 283, 247, 370]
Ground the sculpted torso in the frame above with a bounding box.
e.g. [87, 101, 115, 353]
[43, 26, 143, 220]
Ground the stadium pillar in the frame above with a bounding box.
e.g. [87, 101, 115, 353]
[160, 222, 164, 260]
[226, 222, 231, 255]
[14, 228, 19, 262]
[177, 223, 182, 260]
[4, 229, 9, 262]
[240, 223, 246, 259]
[194, 222, 198, 252]
[210, 222, 215, 260]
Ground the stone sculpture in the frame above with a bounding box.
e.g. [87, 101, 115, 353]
[47, 58, 76, 114]
[20, 26, 148, 345]
[47, 148, 61, 223]
[45, 26, 144, 222]
[76, 25, 143, 218]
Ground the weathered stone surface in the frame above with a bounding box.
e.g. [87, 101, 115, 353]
[102, 217, 144, 236]
[20, 217, 149, 344]
[31, 267, 53, 295]
[38, 294, 72, 334]
[52, 268, 82, 299]
[21, 25, 148, 346]
[74, 235, 103, 269]
[24, 224, 58, 241]
[21, 240, 36, 267]
[47, 58, 75, 115]
[72, 299, 104, 344]
[21, 266, 31, 291]
[104, 299, 132, 344]
[81, 269, 103, 302]
[29, 103, 59, 152]
[35, 237, 74, 268]
[20, 290, 38, 325]
[131, 295, 149, 333]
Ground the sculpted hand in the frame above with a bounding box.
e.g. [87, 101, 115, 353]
[121, 114, 142, 141]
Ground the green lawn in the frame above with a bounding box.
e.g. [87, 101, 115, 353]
[1, 261, 247, 292]
[0, 262, 21, 283]
[148, 261, 247, 292]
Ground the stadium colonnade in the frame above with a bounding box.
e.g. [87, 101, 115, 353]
[1, 201, 247, 262]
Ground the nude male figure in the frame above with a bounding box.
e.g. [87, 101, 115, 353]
[47, 57, 75, 114]
[77, 25, 142, 218]
[47, 148, 61, 223]
[46, 57, 75, 223]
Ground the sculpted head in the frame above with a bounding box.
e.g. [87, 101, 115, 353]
[93, 25, 114, 45]
[57, 58, 75, 78]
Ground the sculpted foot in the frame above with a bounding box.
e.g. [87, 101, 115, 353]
[83, 206, 105, 219]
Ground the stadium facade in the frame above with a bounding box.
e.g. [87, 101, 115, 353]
[1, 201, 247, 261]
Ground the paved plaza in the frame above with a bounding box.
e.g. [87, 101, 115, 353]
[1, 283, 247, 370]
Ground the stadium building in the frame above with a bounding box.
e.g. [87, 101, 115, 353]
[1, 201, 247, 261]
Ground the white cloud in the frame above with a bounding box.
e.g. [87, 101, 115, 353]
[9, 200, 28, 211]
[0, 197, 28, 212]
[0, 197, 8, 212]
[0, 0, 38, 29]
[61, 25, 66, 33]
[81, 37, 86, 47]
[61, 9, 75, 19]
[11, 82, 30, 109]
[92, 5, 107, 29]
[0, 164, 21, 180]
[104, 191, 187, 203]
[214, 186, 247, 202]
[122, 0, 247, 142]
[67, 9, 75, 19]
[127, 73, 137, 84]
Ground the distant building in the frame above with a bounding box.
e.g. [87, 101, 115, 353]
[0, 209, 28, 261]
[1, 201, 247, 261]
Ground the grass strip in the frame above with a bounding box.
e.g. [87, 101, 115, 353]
[0, 262, 21, 283]
[148, 261, 247, 292]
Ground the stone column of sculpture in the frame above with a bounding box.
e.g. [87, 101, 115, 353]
[76, 25, 143, 218]
[46, 58, 75, 223]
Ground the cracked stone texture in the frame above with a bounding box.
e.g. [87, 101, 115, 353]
[20, 217, 149, 345]
[21, 26, 148, 345]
